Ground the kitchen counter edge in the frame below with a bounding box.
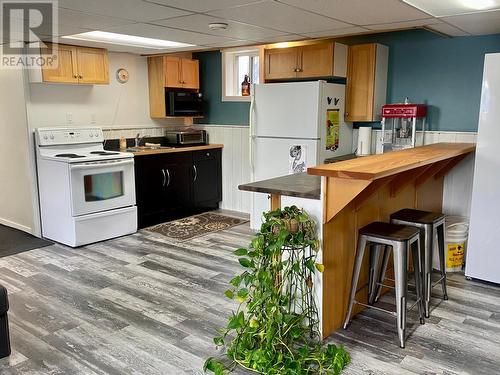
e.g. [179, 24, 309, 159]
[129, 144, 223, 156]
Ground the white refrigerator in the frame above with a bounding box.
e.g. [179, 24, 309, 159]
[249, 81, 353, 229]
[465, 53, 500, 284]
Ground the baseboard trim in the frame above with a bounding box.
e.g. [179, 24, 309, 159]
[0, 217, 33, 235]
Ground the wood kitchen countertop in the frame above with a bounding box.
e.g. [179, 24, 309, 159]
[308, 143, 476, 180]
[129, 144, 223, 156]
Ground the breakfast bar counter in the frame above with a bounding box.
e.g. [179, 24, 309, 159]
[308, 143, 476, 338]
[239, 173, 321, 201]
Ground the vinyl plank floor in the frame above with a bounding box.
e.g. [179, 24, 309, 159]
[0, 222, 497, 374]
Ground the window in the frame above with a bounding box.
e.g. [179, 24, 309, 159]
[222, 48, 260, 102]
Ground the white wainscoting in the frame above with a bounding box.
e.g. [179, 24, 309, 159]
[195, 125, 252, 213]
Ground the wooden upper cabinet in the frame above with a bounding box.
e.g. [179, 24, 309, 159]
[181, 58, 199, 89]
[36, 43, 109, 84]
[345, 43, 388, 122]
[264, 47, 299, 80]
[164, 56, 183, 88]
[264, 42, 347, 81]
[164, 56, 199, 89]
[41, 44, 78, 83]
[75, 47, 109, 84]
[297, 43, 334, 78]
[148, 55, 200, 118]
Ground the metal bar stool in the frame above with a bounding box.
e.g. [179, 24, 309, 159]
[343, 222, 425, 348]
[385, 208, 448, 318]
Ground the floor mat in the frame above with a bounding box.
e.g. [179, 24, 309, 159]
[146, 212, 248, 241]
[0, 225, 53, 257]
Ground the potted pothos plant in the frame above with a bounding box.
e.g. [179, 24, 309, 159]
[204, 206, 350, 375]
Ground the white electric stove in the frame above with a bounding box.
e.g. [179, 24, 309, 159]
[35, 127, 137, 247]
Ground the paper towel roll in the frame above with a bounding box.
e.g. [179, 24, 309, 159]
[357, 127, 372, 156]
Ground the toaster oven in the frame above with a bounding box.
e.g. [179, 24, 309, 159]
[165, 130, 208, 145]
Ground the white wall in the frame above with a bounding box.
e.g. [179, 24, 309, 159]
[0, 67, 38, 233]
[27, 52, 185, 129]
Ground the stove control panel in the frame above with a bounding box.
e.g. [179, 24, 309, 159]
[36, 127, 104, 146]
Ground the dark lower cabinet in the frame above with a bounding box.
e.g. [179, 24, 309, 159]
[134, 148, 222, 228]
[192, 149, 222, 207]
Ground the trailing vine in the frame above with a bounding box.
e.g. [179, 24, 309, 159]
[204, 206, 350, 375]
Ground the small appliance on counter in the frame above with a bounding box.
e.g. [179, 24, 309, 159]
[379, 101, 427, 153]
[35, 127, 137, 247]
[165, 129, 208, 146]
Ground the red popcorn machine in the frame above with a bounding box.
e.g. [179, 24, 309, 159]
[380, 102, 427, 153]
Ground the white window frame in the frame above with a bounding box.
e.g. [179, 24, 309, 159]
[221, 47, 260, 102]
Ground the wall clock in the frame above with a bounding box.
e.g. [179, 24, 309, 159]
[116, 68, 129, 83]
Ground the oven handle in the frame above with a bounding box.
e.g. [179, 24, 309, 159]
[70, 159, 133, 170]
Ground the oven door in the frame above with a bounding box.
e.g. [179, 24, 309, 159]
[69, 158, 136, 217]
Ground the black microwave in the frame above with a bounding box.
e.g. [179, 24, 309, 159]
[165, 89, 204, 117]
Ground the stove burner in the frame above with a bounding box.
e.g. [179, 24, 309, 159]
[90, 151, 120, 155]
[55, 153, 85, 158]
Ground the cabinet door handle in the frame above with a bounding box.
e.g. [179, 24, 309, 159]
[161, 169, 166, 187]
[166, 168, 171, 187]
[193, 164, 197, 182]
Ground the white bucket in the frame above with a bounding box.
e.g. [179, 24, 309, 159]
[445, 216, 469, 272]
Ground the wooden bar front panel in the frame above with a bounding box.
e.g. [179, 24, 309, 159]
[321, 174, 444, 338]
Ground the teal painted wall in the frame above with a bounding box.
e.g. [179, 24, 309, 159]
[193, 50, 250, 125]
[195, 30, 500, 131]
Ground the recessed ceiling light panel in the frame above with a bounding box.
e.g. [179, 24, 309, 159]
[403, 0, 500, 16]
[62, 31, 195, 49]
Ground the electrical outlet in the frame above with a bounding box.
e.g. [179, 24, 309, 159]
[90, 113, 96, 124]
[66, 112, 73, 124]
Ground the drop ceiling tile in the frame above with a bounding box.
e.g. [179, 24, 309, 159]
[365, 18, 441, 31]
[402, 0, 500, 17]
[151, 14, 288, 40]
[56, 8, 132, 30]
[277, 0, 430, 25]
[103, 23, 239, 46]
[203, 40, 257, 48]
[207, 0, 351, 34]
[256, 34, 307, 43]
[426, 23, 470, 36]
[303, 26, 369, 38]
[58, 0, 191, 22]
[143, 0, 265, 13]
[442, 10, 500, 35]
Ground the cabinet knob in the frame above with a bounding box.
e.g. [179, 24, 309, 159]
[73, 74, 78, 78]
[78, 75, 83, 79]
[206, 152, 210, 156]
